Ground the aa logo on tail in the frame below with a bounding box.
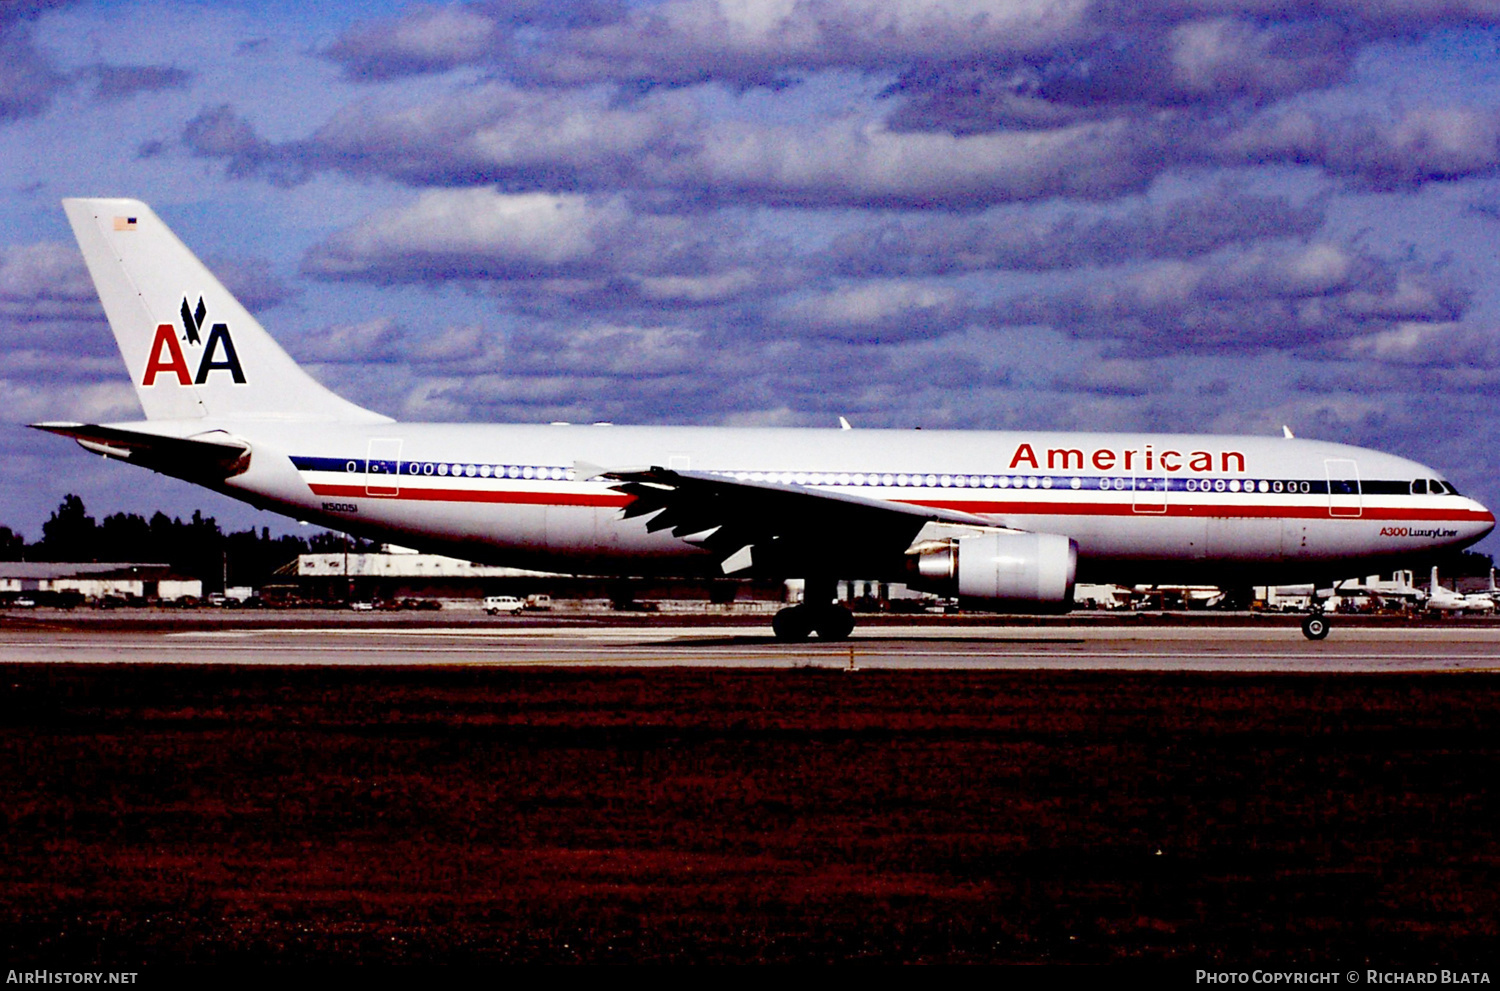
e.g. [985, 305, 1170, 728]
[142, 296, 246, 386]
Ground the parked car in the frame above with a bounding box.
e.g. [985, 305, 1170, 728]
[484, 595, 524, 615]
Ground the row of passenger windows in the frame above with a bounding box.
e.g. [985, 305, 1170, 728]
[352, 460, 571, 481]
[310, 458, 1458, 498]
[715, 470, 1330, 493]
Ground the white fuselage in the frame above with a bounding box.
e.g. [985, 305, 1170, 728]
[150, 419, 1493, 586]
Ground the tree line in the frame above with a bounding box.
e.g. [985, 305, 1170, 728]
[0, 494, 375, 591]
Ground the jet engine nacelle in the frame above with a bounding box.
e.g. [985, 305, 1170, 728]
[910, 531, 1078, 611]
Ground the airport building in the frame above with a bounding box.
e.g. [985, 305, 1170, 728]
[0, 562, 202, 602]
[277, 547, 790, 610]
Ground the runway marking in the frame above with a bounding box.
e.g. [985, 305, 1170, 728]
[155, 625, 1500, 643]
[1, 641, 1495, 663]
[3, 624, 1497, 671]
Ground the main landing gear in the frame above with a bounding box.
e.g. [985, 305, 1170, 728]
[772, 602, 855, 642]
[1300, 611, 1330, 641]
[773, 577, 855, 642]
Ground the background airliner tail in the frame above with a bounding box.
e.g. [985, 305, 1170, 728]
[62, 198, 388, 423]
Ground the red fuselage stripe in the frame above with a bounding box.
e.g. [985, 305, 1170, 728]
[311, 483, 628, 507]
[900, 499, 1490, 521]
[306, 483, 1493, 522]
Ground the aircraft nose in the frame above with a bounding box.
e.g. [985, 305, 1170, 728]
[1469, 498, 1495, 540]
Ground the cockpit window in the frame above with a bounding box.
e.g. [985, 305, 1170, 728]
[1438, 479, 1460, 496]
[1411, 479, 1428, 495]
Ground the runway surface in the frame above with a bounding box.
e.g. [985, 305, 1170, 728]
[1, 622, 1497, 671]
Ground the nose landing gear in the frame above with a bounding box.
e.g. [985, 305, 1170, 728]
[1300, 581, 1345, 640]
[1300, 611, 1330, 640]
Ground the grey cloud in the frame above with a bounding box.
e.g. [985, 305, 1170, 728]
[1215, 106, 1500, 190]
[0, 243, 95, 306]
[0, 1, 74, 25]
[322, 1, 626, 82]
[885, 17, 1353, 134]
[828, 189, 1326, 277]
[302, 188, 730, 284]
[512, 0, 1096, 89]
[1005, 244, 1470, 355]
[665, 114, 1177, 208]
[325, 5, 509, 81]
[752, 335, 1012, 424]
[87, 64, 191, 101]
[770, 281, 980, 343]
[503, 323, 708, 378]
[1051, 359, 1169, 396]
[181, 81, 1500, 206]
[317, 0, 1499, 97]
[206, 255, 301, 313]
[0, 243, 106, 348]
[301, 188, 821, 326]
[473, 0, 626, 29]
[301, 85, 685, 190]
[388, 320, 1011, 429]
[1290, 361, 1498, 398]
[0, 349, 120, 381]
[287, 318, 411, 364]
[0, 378, 137, 427]
[411, 325, 491, 365]
[182, 104, 302, 184]
[305, 87, 1177, 206]
[1336, 322, 1500, 370]
[427, 368, 748, 425]
[0, 21, 68, 122]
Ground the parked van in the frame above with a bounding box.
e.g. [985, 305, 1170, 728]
[484, 595, 524, 615]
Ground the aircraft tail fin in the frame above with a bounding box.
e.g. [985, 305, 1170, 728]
[62, 198, 388, 423]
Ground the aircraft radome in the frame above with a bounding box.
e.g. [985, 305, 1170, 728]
[34, 199, 1496, 641]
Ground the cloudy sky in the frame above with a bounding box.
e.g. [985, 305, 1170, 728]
[1, 0, 1499, 550]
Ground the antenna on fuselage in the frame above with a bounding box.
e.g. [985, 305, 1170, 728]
[1282, 425, 1295, 439]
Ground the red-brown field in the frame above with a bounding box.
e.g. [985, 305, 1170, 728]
[0, 664, 1495, 964]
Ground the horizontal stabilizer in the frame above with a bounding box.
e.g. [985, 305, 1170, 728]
[30, 422, 251, 482]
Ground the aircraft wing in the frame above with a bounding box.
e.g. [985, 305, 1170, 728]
[601, 466, 998, 574]
[30, 422, 251, 483]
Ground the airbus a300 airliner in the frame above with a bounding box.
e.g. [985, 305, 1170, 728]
[35, 199, 1495, 640]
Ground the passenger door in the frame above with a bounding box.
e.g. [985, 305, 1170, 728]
[1325, 459, 1361, 518]
[366, 438, 402, 497]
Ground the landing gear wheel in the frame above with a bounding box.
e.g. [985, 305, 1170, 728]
[1301, 613, 1330, 640]
[772, 605, 814, 642]
[812, 605, 855, 641]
